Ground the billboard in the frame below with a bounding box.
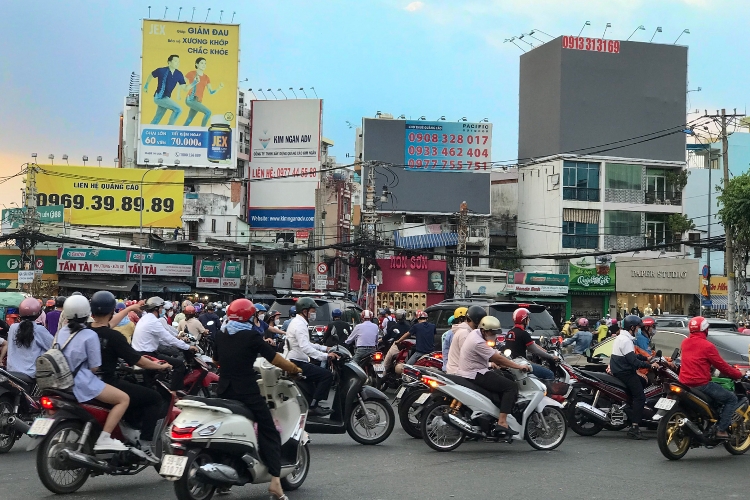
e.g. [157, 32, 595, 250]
[196, 260, 242, 288]
[57, 248, 192, 276]
[33, 165, 184, 228]
[248, 100, 322, 229]
[138, 20, 240, 168]
[2, 205, 64, 232]
[404, 121, 492, 172]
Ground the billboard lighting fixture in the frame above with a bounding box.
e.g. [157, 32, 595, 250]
[649, 26, 662, 43]
[31, 153, 37, 158]
[458, 117, 467, 122]
[174, 159, 180, 166]
[289, 87, 298, 98]
[602, 22, 611, 39]
[267, 89, 277, 99]
[480, 118, 489, 122]
[438, 116, 446, 121]
[418, 116, 426, 120]
[397, 114, 406, 119]
[674, 29, 690, 45]
[82, 155, 88, 166]
[299, 88, 308, 98]
[158, 158, 164, 164]
[578, 21, 591, 37]
[48, 154, 54, 165]
[626, 25, 645, 41]
[277, 89, 288, 99]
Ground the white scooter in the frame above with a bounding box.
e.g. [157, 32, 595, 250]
[160, 359, 310, 500]
[419, 356, 568, 452]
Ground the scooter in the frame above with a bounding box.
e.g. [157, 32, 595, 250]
[0, 368, 42, 453]
[419, 356, 568, 452]
[302, 345, 395, 445]
[161, 358, 310, 500]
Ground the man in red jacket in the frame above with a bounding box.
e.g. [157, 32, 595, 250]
[679, 316, 743, 438]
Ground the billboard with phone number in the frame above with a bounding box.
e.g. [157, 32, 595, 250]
[404, 121, 492, 172]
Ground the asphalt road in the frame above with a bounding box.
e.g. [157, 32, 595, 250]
[2, 411, 748, 500]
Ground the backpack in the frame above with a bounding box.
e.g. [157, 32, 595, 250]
[36, 329, 82, 391]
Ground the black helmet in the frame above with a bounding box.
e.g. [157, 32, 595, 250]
[623, 314, 643, 332]
[466, 305, 487, 326]
[55, 296, 67, 308]
[295, 297, 317, 312]
[90, 291, 117, 316]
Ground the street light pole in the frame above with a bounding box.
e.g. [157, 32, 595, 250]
[139, 166, 167, 299]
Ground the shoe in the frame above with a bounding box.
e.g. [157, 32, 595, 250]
[626, 427, 648, 440]
[309, 406, 332, 417]
[217, 487, 231, 495]
[94, 434, 128, 452]
[491, 424, 519, 436]
[129, 446, 160, 464]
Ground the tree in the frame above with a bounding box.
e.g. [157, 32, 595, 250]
[717, 172, 750, 250]
[666, 213, 695, 238]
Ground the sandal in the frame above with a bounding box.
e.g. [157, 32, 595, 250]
[269, 495, 289, 500]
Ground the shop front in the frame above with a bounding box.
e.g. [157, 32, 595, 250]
[506, 272, 569, 328]
[567, 260, 616, 322]
[615, 257, 699, 317]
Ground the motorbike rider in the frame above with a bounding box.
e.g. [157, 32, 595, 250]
[446, 305, 486, 375]
[562, 315, 578, 337]
[214, 298, 303, 500]
[382, 309, 410, 374]
[198, 303, 221, 338]
[395, 310, 436, 365]
[178, 305, 207, 340]
[285, 297, 338, 416]
[679, 316, 743, 439]
[635, 317, 655, 355]
[610, 315, 659, 440]
[596, 318, 610, 342]
[322, 308, 353, 348]
[89, 291, 171, 463]
[131, 296, 198, 392]
[160, 301, 179, 335]
[281, 306, 296, 331]
[345, 310, 379, 364]
[45, 296, 65, 335]
[6, 298, 53, 379]
[443, 307, 468, 372]
[457, 315, 531, 435]
[505, 308, 557, 380]
[562, 317, 593, 354]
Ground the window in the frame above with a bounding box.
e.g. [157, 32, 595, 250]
[226, 221, 231, 236]
[211, 219, 217, 233]
[563, 161, 600, 201]
[562, 221, 598, 249]
[606, 163, 641, 190]
[604, 211, 641, 236]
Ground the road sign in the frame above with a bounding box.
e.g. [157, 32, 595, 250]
[35, 259, 44, 270]
[702, 279, 709, 286]
[317, 262, 328, 275]
[315, 276, 328, 290]
[17, 270, 35, 283]
[7, 259, 19, 270]
[702, 265, 709, 278]
[702, 299, 713, 307]
[367, 284, 377, 293]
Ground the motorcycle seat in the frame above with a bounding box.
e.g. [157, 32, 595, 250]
[443, 374, 503, 408]
[5, 371, 33, 391]
[43, 389, 78, 402]
[688, 387, 714, 405]
[184, 396, 255, 421]
[581, 370, 628, 390]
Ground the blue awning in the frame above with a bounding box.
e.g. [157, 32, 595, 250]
[393, 231, 458, 250]
[702, 295, 728, 310]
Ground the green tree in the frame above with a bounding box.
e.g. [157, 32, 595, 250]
[717, 172, 750, 249]
[666, 213, 695, 237]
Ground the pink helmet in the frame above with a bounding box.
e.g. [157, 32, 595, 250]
[19, 297, 42, 318]
[577, 317, 589, 328]
[416, 310, 428, 319]
[362, 309, 373, 319]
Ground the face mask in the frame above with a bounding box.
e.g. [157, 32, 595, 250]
[258, 313, 265, 321]
[275, 319, 281, 326]
[159, 309, 166, 318]
[308, 312, 317, 322]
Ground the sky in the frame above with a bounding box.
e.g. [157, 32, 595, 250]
[2, 0, 750, 206]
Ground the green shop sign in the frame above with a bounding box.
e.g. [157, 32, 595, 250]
[2, 205, 65, 229]
[569, 263, 616, 292]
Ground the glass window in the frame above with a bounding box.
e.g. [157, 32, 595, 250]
[563, 161, 600, 201]
[604, 211, 641, 236]
[562, 221, 598, 249]
[606, 163, 642, 190]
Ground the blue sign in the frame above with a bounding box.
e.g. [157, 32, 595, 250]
[702, 265, 709, 278]
[248, 208, 314, 229]
[702, 299, 713, 307]
[404, 121, 492, 172]
[367, 284, 377, 293]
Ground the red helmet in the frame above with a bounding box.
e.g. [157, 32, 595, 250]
[226, 299, 256, 322]
[184, 305, 196, 315]
[642, 316, 656, 328]
[577, 317, 589, 328]
[512, 307, 530, 325]
[416, 310, 428, 319]
[688, 316, 709, 334]
[362, 309, 373, 319]
[45, 299, 55, 307]
[19, 297, 42, 318]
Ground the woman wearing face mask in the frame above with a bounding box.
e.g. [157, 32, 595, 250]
[263, 310, 285, 340]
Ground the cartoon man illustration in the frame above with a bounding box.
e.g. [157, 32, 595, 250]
[144, 54, 186, 125]
[184, 57, 224, 127]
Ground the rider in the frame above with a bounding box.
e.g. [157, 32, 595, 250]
[285, 297, 338, 416]
[214, 298, 303, 500]
[6, 298, 53, 378]
[281, 306, 296, 331]
[89, 291, 171, 462]
[322, 308, 353, 348]
[562, 317, 593, 354]
[679, 316, 743, 439]
[457, 315, 531, 435]
[345, 310, 379, 363]
[44, 296, 65, 335]
[596, 318, 610, 342]
[636, 317, 655, 355]
[505, 308, 557, 380]
[382, 309, 410, 374]
[178, 305, 207, 340]
[198, 303, 221, 338]
[446, 305, 486, 375]
[443, 307, 468, 372]
[610, 314, 659, 440]
[396, 310, 436, 365]
[562, 315, 578, 337]
[131, 296, 198, 392]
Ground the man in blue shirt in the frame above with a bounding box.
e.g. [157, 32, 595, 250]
[144, 54, 186, 125]
[397, 310, 436, 365]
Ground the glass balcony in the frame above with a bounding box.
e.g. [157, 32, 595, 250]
[563, 187, 600, 202]
[645, 190, 682, 205]
[562, 235, 598, 249]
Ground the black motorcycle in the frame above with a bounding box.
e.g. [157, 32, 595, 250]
[300, 345, 395, 445]
[0, 368, 42, 453]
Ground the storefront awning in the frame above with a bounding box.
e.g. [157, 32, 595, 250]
[140, 282, 192, 293]
[394, 232, 458, 249]
[700, 295, 728, 311]
[181, 214, 204, 222]
[58, 279, 137, 293]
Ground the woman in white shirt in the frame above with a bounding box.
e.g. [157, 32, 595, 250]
[6, 298, 53, 378]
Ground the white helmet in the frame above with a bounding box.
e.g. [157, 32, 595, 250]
[362, 309, 373, 320]
[62, 295, 91, 321]
[164, 301, 174, 310]
[144, 296, 165, 311]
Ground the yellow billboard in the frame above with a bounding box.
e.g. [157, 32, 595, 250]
[700, 275, 728, 297]
[32, 165, 184, 228]
[139, 21, 240, 168]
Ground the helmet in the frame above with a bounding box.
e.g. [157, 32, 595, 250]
[62, 295, 91, 321]
[206, 303, 215, 311]
[227, 299, 256, 322]
[623, 314, 643, 332]
[378, 309, 386, 316]
[332, 308, 342, 318]
[569, 315, 577, 322]
[466, 305, 487, 326]
[144, 296, 165, 311]
[45, 299, 55, 307]
[55, 296, 66, 308]
[688, 316, 709, 334]
[19, 297, 42, 318]
[513, 307, 530, 325]
[289, 306, 297, 316]
[416, 310, 428, 319]
[267, 310, 281, 319]
[253, 303, 267, 312]
[90, 291, 117, 316]
[184, 305, 196, 315]
[115, 302, 126, 312]
[395, 309, 406, 320]
[642, 316, 656, 328]
[164, 301, 174, 310]
[295, 297, 317, 312]
[362, 309, 373, 319]
[453, 306, 468, 319]
[577, 317, 589, 328]
[182, 300, 193, 309]
[478, 315, 501, 332]
[447, 315, 455, 325]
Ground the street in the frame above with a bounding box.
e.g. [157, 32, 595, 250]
[1, 414, 747, 500]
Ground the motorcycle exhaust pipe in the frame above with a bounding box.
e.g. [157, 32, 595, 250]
[7, 416, 30, 434]
[575, 402, 610, 423]
[196, 463, 241, 486]
[58, 448, 110, 473]
[441, 413, 485, 439]
[678, 418, 706, 442]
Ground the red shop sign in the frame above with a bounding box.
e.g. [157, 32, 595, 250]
[390, 255, 429, 270]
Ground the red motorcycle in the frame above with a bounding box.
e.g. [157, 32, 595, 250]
[182, 354, 219, 398]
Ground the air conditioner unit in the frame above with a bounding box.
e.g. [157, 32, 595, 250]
[344, 214, 351, 221]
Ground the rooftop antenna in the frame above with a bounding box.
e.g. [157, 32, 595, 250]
[219, 10, 223, 22]
[191, 7, 195, 21]
[310, 87, 318, 97]
[231, 11, 236, 23]
[163, 6, 168, 18]
[626, 25, 645, 41]
[649, 26, 662, 42]
[299, 87, 308, 98]
[177, 7, 182, 20]
[205, 7, 211, 22]
[289, 87, 298, 98]
[128, 72, 141, 97]
[578, 21, 590, 37]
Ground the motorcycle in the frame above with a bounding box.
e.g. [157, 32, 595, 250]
[655, 376, 750, 460]
[0, 368, 42, 453]
[28, 367, 178, 494]
[302, 345, 395, 445]
[160, 358, 310, 500]
[418, 357, 568, 452]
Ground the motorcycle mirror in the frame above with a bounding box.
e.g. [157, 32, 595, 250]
[655, 350, 663, 358]
[672, 348, 680, 360]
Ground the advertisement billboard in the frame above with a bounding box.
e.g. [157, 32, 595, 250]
[138, 20, 240, 167]
[404, 121, 492, 172]
[33, 165, 184, 228]
[2, 205, 64, 232]
[248, 100, 322, 229]
[57, 248, 192, 276]
[196, 260, 242, 288]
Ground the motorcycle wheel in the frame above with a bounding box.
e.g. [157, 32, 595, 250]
[420, 400, 465, 452]
[346, 399, 394, 445]
[0, 396, 18, 453]
[656, 408, 691, 460]
[36, 420, 90, 494]
[567, 398, 604, 437]
[525, 407, 567, 451]
[724, 413, 750, 455]
[281, 442, 310, 490]
[174, 451, 216, 500]
[398, 389, 427, 438]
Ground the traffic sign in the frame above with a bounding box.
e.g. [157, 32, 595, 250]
[17, 270, 35, 284]
[315, 276, 328, 290]
[702, 299, 713, 307]
[35, 258, 44, 270]
[702, 265, 709, 278]
[317, 262, 328, 275]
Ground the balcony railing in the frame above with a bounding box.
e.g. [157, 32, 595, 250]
[562, 235, 598, 249]
[563, 187, 600, 202]
[645, 190, 682, 205]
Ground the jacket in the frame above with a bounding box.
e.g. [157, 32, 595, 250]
[285, 315, 327, 363]
[562, 330, 592, 354]
[609, 330, 650, 376]
[679, 330, 742, 387]
[445, 322, 473, 375]
[131, 313, 189, 353]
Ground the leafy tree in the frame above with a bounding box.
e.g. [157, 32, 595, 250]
[666, 213, 695, 237]
[717, 172, 750, 248]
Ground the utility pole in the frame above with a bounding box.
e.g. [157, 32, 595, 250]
[19, 163, 40, 293]
[359, 162, 377, 310]
[455, 201, 469, 299]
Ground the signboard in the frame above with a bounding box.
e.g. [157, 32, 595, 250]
[569, 262, 616, 292]
[17, 270, 35, 284]
[33, 165, 184, 228]
[615, 257, 698, 294]
[507, 272, 569, 295]
[700, 275, 728, 297]
[296, 230, 309, 240]
[248, 208, 315, 230]
[0, 250, 57, 280]
[138, 20, 240, 167]
[127, 251, 193, 277]
[2, 205, 64, 232]
[317, 263, 328, 275]
[57, 248, 192, 276]
[404, 121, 492, 172]
[196, 260, 242, 288]
[562, 36, 621, 54]
[315, 276, 328, 290]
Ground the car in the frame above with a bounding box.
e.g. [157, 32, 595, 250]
[270, 294, 361, 340]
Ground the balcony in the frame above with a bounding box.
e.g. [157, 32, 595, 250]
[645, 190, 682, 206]
[562, 235, 598, 249]
[563, 187, 600, 202]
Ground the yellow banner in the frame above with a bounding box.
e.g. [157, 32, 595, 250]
[700, 275, 728, 296]
[32, 165, 184, 228]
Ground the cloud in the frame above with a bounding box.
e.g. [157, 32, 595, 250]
[404, 1, 425, 12]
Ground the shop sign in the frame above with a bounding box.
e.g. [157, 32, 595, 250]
[390, 255, 429, 270]
[700, 276, 727, 297]
[615, 257, 698, 294]
[507, 272, 569, 295]
[57, 247, 192, 277]
[569, 263, 616, 292]
[196, 260, 242, 289]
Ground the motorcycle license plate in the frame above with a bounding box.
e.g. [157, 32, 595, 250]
[160, 455, 189, 477]
[27, 418, 55, 436]
[395, 386, 406, 400]
[415, 392, 430, 405]
[373, 364, 385, 373]
[655, 398, 676, 410]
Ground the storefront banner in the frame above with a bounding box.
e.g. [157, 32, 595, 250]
[128, 252, 193, 277]
[700, 275, 727, 297]
[221, 262, 242, 289]
[248, 208, 315, 229]
[569, 263, 616, 292]
[196, 260, 241, 288]
[57, 247, 192, 277]
[615, 257, 698, 294]
[506, 283, 569, 295]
